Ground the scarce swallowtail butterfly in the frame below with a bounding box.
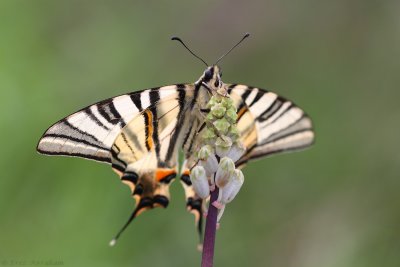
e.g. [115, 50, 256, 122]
[37, 33, 314, 246]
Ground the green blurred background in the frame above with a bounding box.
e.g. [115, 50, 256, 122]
[1, 1, 400, 266]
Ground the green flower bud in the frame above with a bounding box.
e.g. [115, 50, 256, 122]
[198, 145, 213, 160]
[228, 126, 240, 141]
[206, 95, 221, 108]
[213, 118, 230, 135]
[203, 128, 216, 140]
[221, 97, 234, 108]
[225, 107, 238, 123]
[206, 112, 214, 121]
[211, 103, 226, 118]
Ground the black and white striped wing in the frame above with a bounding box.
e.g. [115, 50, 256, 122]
[227, 84, 314, 166]
[37, 85, 189, 163]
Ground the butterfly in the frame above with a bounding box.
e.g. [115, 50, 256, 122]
[37, 34, 314, 245]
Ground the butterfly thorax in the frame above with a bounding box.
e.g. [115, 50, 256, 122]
[197, 65, 227, 96]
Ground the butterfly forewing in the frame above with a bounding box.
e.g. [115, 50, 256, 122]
[227, 84, 314, 166]
[37, 85, 188, 163]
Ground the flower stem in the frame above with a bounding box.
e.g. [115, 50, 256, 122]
[201, 187, 219, 267]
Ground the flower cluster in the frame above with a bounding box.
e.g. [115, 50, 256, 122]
[190, 93, 245, 221]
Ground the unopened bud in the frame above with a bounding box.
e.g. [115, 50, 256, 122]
[226, 141, 246, 162]
[198, 146, 218, 177]
[215, 135, 232, 157]
[221, 97, 234, 108]
[219, 169, 244, 204]
[213, 118, 230, 135]
[206, 95, 221, 109]
[228, 126, 240, 141]
[225, 107, 238, 123]
[190, 166, 210, 199]
[215, 157, 235, 188]
[211, 103, 226, 118]
[203, 128, 216, 141]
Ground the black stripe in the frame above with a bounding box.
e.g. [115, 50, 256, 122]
[63, 119, 103, 144]
[110, 145, 128, 169]
[122, 171, 139, 184]
[143, 111, 151, 151]
[186, 197, 203, 237]
[187, 121, 205, 153]
[153, 195, 169, 208]
[120, 132, 136, 158]
[182, 120, 197, 148]
[261, 128, 312, 146]
[248, 143, 313, 161]
[112, 162, 125, 172]
[159, 173, 176, 184]
[239, 128, 312, 164]
[203, 66, 214, 82]
[249, 89, 265, 107]
[227, 84, 237, 94]
[98, 101, 125, 127]
[180, 174, 192, 186]
[85, 108, 110, 131]
[197, 122, 206, 133]
[37, 149, 110, 163]
[176, 83, 186, 89]
[149, 88, 161, 156]
[240, 87, 252, 103]
[123, 126, 145, 153]
[42, 133, 108, 151]
[190, 82, 201, 110]
[166, 88, 186, 160]
[133, 184, 144, 195]
[109, 101, 126, 127]
[269, 103, 294, 124]
[258, 97, 284, 122]
[130, 94, 143, 111]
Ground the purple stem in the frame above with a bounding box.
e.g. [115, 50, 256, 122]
[201, 187, 219, 267]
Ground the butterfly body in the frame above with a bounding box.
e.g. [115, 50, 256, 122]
[37, 64, 314, 242]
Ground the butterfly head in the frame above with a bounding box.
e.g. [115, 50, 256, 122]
[201, 65, 223, 91]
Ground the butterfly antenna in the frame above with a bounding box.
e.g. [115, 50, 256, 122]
[171, 36, 208, 67]
[215, 32, 250, 65]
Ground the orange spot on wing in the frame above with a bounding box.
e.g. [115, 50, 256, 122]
[155, 168, 176, 182]
[182, 169, 190, 176]
[237, 106, 248, 121]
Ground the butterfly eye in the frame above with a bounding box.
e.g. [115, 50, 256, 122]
[214, 79, 220, 87]
[204, 69, 213, 81]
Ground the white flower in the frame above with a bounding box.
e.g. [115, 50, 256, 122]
[198, 145, 219, 177]
[218, 169, 244, 204]
[190, 166, 210, 199]
[225, 141, 246, 162]
[215, 136, 232, 158]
